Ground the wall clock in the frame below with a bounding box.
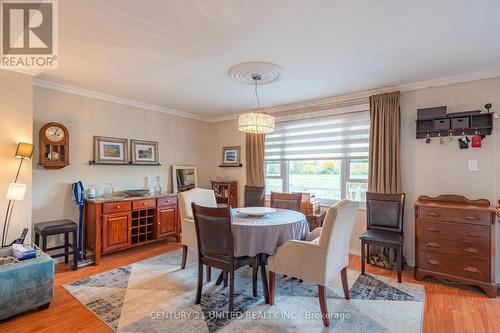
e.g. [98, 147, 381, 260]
[39, 122, 70, 169]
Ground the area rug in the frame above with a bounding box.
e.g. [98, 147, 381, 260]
[64, 249, 425, 333]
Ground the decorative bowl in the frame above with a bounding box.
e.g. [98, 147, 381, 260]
[236, 207, 276, 217]
[123, 189, 150, 197]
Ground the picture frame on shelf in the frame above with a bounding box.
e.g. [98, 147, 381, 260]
[130, 139, 159, 165]
[93, 136, 128, 164]
[221, 146, 241, 167]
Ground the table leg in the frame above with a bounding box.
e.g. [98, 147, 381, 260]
[259, 253, 269, 304]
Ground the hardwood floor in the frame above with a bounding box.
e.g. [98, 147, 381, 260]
[1, 242, 499, 333]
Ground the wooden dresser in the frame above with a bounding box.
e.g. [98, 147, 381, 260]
[84, 193, 179, 265]
[414, 195, 496, 297]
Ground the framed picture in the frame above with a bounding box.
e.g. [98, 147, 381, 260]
[221, 146, 241, 166]
[172, 165, 198, 193]
[93, 136, 128, 164]
[130, 139, 159, 164]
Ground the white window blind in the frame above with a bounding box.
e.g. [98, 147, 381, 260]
[264, 110, 370, 161]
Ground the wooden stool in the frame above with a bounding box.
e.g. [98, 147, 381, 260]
[34, 220, 78, 270]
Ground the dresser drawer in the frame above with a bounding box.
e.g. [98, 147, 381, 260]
[418, 236, 489, 257]
[419, 219, 490, 242]
[157, 196, 177, 207]
[419, 206, 492, 225]
[419, 251, 491, 281]
[132, 199, 156, 210]
[103, 201, 131, 214]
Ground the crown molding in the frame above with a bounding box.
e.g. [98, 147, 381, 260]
[33, 79, 205, 121]
[207, 68, 500, 122]
[34, 68, 500, 123]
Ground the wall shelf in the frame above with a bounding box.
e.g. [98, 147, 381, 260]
[88, 161, 162, 166]
[218, 164, 243, 167]
[416, 112, 493, 139]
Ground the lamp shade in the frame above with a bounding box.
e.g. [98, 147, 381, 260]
[238, 112, 275, 134]
[6, 183, 27, 201]
[15, 142, 34, 159]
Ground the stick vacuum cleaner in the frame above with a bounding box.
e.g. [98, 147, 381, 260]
[72, 181, 94, 267]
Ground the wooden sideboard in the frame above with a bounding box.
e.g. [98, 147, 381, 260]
[84, 193, 179, 265]
[414, 195, 496, 297]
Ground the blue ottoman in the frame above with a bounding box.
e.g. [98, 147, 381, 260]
[0, 247, 54, 320]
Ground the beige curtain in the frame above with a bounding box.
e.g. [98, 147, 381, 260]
[368, 91, 402, 268]
[245, 133, 265, 186]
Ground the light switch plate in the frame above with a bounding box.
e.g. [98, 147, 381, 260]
[468, 160, 478, 172]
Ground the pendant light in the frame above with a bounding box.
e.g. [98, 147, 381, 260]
[238, 74, 275, 134]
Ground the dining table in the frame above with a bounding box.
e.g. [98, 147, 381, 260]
[214, 207, 310, 303]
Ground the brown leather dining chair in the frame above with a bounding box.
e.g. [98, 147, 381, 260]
[359, 192, 405, 282]
[191, 203, 265, 312]
[244, 185, 265, 207]
[270, 192, 302, 211]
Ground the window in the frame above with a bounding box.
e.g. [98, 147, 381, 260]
[264, 110, 369, 204]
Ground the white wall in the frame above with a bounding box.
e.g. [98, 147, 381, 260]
[32, 87, 209, 227]
[0, 70, 33, 244]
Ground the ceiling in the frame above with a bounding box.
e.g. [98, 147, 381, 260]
[38, 0, 500, 117]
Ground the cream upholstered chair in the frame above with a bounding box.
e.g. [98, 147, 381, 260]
[268, 199, 359, 327]
[178, 188, 218, 270]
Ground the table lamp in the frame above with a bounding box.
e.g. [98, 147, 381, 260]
[1, 142, 33, 247]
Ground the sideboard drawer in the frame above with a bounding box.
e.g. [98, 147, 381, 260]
[419, 219, 490, 242]
[418, 236, 489, 257]
[157, 196, 177, 207]
[419, 251, 490, 281]
[103, 201, 131, 215]
[132, 199, 156, 210]
[420, 207, 492, 225]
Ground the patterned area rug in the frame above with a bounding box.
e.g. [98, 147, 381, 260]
[64, 249, 424, 333]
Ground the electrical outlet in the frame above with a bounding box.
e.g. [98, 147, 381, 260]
[468, 160, 478, 172]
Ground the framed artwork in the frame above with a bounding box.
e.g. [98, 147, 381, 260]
[172, 165, 198, 193]
[221, 146, 241, 167]
[130, 139, 159, 164]
[93, 136, 128, 164]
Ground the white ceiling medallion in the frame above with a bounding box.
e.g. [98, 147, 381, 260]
[228, 61, 284, 85]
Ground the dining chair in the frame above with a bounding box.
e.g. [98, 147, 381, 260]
[359, 192, 405, 283]
[191, 203, 264, 312]
[270, 192, 302, 211]
[244, 185, 265, 207]
[267, 199, 359, 327]
[178, 188, 218, 279]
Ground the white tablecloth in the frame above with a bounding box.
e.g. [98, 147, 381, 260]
[232, 208, 310, 257]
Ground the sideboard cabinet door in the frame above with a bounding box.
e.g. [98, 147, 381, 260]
[102, 212, 132, 253]
[157, 207, 177, 239]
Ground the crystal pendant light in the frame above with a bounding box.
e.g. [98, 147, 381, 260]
[238, 75, 275, 134]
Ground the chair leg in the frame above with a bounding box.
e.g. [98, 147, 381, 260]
[269, 271, 275, 305]
[64, 232, 69, 264]
[366, 243, 370, 263]
[361, 240, 365, 275]
[181, 245, 188, 269]
[223, 271, 228, 288]
[206, 266, 211, 282]
[195, 263, 203, 305]
[340, 266, 349, 300]
[229, 271, 235, 313]
[397, 246, 403, 283]
[72, 230, 78, 270]
[318, 285, 330, 327]
[34, 233, 40, 247]
[252, 256, 258, 297]
[260, 254, 269, 304]
[215, 272, 224, 286]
